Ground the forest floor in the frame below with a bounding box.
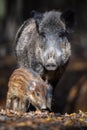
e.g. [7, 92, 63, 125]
[0, 54, 87, 130]
[0, 109, 87, 130]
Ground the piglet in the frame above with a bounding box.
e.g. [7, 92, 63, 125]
[6, 68, 52, 112]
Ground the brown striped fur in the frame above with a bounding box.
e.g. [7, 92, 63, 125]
[6, 68, 49, 112]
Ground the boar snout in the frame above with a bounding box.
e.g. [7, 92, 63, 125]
[45, 62, 57, 71]
[44, 47, 62, 71]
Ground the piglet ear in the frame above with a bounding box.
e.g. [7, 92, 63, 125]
[29, 81, 36, 91]
[30, 10, 43, 28]
[61, 10, 76, 33]
[29, 85, 35, 91]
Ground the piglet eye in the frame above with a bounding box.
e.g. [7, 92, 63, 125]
[36, 92, 40, 97]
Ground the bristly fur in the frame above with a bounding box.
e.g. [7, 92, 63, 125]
[6, 68, 50, 112]
[15, 11, 72, 83]
[15, 10, 74, 110]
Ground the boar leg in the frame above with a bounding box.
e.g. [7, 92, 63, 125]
[47, 84, 53, 110]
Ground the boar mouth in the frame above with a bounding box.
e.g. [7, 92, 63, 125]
[45, 63, 57, 71]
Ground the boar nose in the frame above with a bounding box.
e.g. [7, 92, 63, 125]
[45, 58, 57, 70]
[45, 52, 56, 70]
[44, 48, 62, 70]
[45, 63, 56, 69]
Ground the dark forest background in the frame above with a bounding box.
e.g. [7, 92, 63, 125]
[0, 0, 87, 114]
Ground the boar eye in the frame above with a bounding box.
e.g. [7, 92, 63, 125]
[40, 32, 46, 43]
[40, 32, 46, 38]
[59, 31, 67, 38]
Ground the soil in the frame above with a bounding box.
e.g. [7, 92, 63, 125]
[0, 109, 87, 130]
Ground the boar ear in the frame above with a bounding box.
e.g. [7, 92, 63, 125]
[30, 10, 43, 28]
[61, 10, 76, 33]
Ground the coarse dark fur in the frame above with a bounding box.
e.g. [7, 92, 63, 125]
[15, 10, 74, 110]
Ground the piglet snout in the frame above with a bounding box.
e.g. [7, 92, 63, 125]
[41, 104, 47, 110]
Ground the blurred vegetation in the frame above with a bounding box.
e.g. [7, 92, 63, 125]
[0, 0, 87, 114]
[0, 0, 6, 19]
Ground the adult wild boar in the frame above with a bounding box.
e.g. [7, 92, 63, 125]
[15, 10, 74, 109]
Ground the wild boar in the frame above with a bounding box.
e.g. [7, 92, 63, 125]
[15, 10, 75, 109]
[6, 68, 52, 112]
